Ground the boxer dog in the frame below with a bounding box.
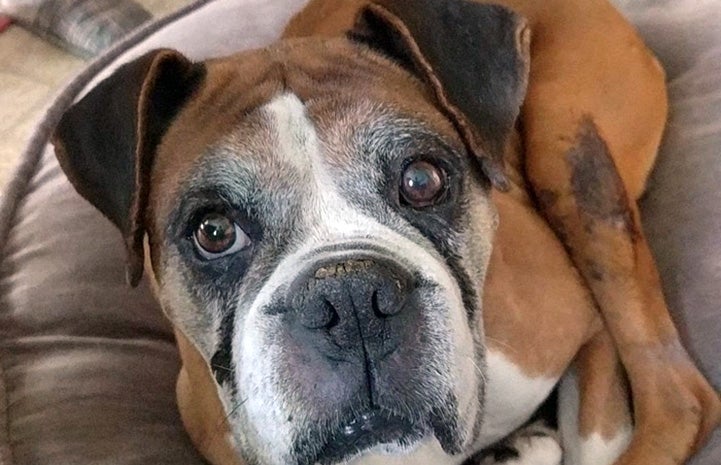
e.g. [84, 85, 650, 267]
[52, 0, 720, 464]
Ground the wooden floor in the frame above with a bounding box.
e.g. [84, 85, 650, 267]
[0, 0, 189, 188]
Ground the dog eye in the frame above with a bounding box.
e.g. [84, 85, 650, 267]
[400, 160, 446, 208]
[192, 212, 250, 259]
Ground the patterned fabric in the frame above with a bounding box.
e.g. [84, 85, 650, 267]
[4, 0, 151, 58]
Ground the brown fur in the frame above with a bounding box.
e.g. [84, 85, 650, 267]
[576, 330, 632, 440]
[176, 330, 244, 465]
[140, 1, 720, 464]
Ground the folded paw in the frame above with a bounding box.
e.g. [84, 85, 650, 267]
[469, 421, 562, 465]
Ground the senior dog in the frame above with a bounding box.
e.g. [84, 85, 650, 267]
[52, 0, 720, 464]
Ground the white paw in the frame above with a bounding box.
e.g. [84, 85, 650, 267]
[478, 422, 562, 465]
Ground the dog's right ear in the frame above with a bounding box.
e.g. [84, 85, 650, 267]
[52, 49, 205, 286]
[350, 0, 530, 191]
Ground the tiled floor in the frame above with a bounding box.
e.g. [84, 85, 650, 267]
[0, 0, 189, 189]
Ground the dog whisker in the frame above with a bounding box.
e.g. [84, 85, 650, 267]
[484, 336, 518, 355]
[213, 396, 248, 440]
[464, 354, 488, 385]
[212, 364, 233, 373]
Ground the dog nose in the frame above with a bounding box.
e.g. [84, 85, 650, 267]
[288, 257, 416, 353]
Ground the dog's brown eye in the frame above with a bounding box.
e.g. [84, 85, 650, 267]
[400, 160, 446, 207]
[193, 212, 249, 259]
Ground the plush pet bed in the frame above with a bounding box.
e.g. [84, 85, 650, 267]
[0, 0, 719, 463]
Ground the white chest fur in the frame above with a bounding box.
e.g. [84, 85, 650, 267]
[477, 350, 559, 448]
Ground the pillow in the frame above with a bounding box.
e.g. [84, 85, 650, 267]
[0, 0, 719, 464]
[0, 0, 152, 58]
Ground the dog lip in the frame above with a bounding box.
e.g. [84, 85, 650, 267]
[314, 409, 424, 464]
[340, 410, 390, 436]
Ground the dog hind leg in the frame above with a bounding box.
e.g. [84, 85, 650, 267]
[525, 116, 721, 464]
[559, 329, 632, 465]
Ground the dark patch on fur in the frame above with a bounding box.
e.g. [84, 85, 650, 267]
[529, 387, 558, 429]
[347, 10, 416, 71]
[532, 188, 570, 243]
[585, 258, 606, 281]
[567, 118, 636, 236]
[211, 308, 236, 387]
[463, 445, 519, 464]
[535, 188, 559, 210]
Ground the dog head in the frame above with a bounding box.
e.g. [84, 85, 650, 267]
[53, 1, 529, 464]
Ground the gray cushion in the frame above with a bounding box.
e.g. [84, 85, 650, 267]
[615, 1, 721, 461]
[0, 0, 718, 464]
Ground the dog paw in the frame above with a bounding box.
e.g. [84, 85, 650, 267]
[471, 421, 562, 465]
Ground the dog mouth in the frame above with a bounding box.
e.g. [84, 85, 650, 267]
[313, 409, 424, 464]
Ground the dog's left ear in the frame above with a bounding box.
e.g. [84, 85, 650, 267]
[52, 49, 205, 286]
[350, 0, 530, 190]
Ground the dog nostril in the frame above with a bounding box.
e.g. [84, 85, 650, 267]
[325, 300, 340, 328]
[301, 298, 340, 330]
[371, 290, 384, 318]
[371, 280, 405, 318]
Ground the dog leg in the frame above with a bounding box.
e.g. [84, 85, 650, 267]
[496, 0, 721, 460]
[525, 118, 721, 464]
[559, 330, 632, 465]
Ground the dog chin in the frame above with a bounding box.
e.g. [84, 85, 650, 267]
[291, 405, 465, 465]
[314, 411, 424, 465]
[325, 439, 426, 465]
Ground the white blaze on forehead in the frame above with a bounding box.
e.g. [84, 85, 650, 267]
[263, 93, 319, 171]
[261, 91, 371, 236]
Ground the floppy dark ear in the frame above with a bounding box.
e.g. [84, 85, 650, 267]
[350, 0, 530, 190]
[52, 49, 206, 286]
